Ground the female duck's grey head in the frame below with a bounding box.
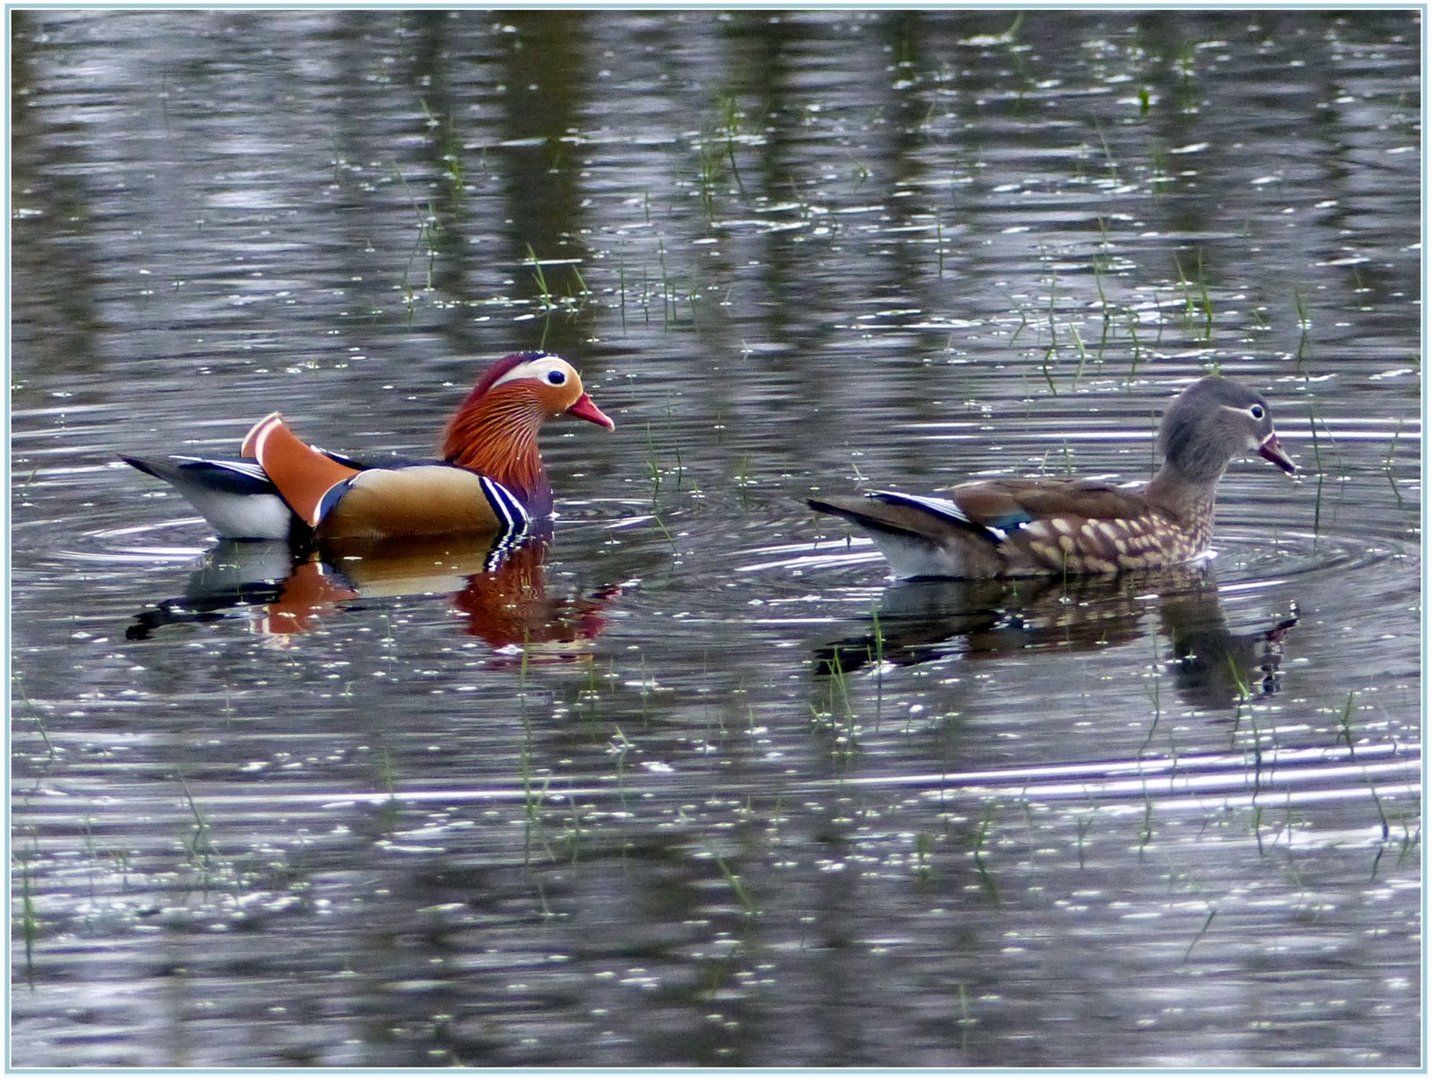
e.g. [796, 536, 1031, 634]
[1158, 376, 1296, 483]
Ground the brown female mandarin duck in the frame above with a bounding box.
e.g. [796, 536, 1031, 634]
[123, 352, 614, 541]
[808, 375, 1296, 580]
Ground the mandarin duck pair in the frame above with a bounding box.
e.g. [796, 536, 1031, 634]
[124, 355, 1295, 580]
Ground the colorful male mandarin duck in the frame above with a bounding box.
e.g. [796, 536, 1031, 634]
[122, 352, 614, 542]
[808, 375, 1296, 580]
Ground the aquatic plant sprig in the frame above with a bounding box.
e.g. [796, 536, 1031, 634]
[970, 801, 1000, 902]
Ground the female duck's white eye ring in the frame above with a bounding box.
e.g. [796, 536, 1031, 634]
[1249, 404, 1266, 420]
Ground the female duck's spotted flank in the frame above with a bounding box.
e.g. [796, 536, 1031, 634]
[808, 375, 1297, 580]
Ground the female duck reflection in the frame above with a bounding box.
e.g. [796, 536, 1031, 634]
[813, 566, 1299, 713]
[126, 528, 618, 658]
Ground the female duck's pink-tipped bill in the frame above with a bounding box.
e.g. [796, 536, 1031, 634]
[567, 393, 615, 431]
[1257, 432, 1296, 474]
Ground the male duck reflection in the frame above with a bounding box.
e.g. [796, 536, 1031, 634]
[808, 375, 1296, 579]
[126, 534, 617, 658]
[122, 352, 614, 543]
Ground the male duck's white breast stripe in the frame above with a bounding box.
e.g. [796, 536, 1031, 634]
[315, 477, 357, 526]
[479, 476, 530, 532]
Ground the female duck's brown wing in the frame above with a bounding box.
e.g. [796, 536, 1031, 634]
[946, 477, 1158, 531]
[944, 477, 1183, 573]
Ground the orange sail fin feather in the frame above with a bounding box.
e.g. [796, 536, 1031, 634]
[241, 413, 361, 528]
[124, 352, 614, 542]
[808, 375, 1296, 580]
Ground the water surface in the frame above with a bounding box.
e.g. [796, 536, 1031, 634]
[10, 9, 1421, 1069]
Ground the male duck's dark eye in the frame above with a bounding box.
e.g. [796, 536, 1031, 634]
[1249, 404, 1266, 420]
[547, 369, 567, 386]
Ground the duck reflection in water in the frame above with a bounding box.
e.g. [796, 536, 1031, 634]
[126, 526, 615, 659]
[814, 566, 1298, 712]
